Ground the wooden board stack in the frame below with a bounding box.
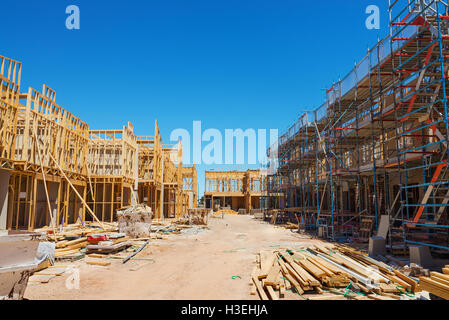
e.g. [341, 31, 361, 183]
[419, 266, 449, 300]
[251, 243, 420, 300]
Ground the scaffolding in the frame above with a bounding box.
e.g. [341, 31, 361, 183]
[266, 0, 449, 253]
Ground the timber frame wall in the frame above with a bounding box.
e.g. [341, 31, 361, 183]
[86, 123, 137, 222]
[204, 170, 265, 212]
[0, 55, 196, 230]
[182, 164, 198, 210]
[266, 0, 449, 253]
[137, 120, 197, 220]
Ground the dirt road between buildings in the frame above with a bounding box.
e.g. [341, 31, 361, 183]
[25, 215, 323, 300]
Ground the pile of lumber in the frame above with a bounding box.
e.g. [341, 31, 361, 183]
[34, 222, 128, 258]
[252, 243, 420, 300]
[419, 266, 449, 300]
[214, 209, 239, 216]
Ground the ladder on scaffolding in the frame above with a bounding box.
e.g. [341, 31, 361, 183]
[390, 0, 449, 250]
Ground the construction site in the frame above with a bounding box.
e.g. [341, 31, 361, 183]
[2, 0, 449, 304]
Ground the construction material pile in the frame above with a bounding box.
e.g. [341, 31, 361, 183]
[153, 220, 208, 236]
[252, 243, 422, 300]
[419, 266, 449, 300]
[117, 204, 153, 238]
[281, 222, 298, 230]
[35, 222, 119, 260]
[213, 209, 238, 217]
[186, 208, 211, 225]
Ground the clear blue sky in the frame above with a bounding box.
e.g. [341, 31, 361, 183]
[1, 0, 389, 197]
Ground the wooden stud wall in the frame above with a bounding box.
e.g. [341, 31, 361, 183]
[0, 55, 21, 163]
[1, 53, 190, 230]
[14, 86, 89, 180]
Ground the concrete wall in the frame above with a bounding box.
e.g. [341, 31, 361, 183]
[0, 169, 11, 230]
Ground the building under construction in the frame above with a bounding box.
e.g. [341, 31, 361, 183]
[204, 169, 265, 213]
[265, 0, 449, 254]
[0, 54, 197, 231]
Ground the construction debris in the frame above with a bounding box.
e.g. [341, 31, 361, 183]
[214, 209, 238, 217]
[117, 204, 153, 238]
[251, 243, 422, 300]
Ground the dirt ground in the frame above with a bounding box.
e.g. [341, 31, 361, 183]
[24, 215, 324, 300]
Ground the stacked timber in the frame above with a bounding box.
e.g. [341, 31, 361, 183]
[419, 266, 449, 300]
[252, 243, 421, 300]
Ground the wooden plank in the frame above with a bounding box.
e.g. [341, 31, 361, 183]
[387, 274, 412, 291]
[296, 258, 326, 279]
[259, 251, 276, 279]
[420, 277, 449, 300]
[282, 272, 304, 295]
[65, 237, 88, 246]
[264, 264, 281, 286]
[307, 257, 335, 277]
[291, 261, 320, 286]
[28, 274, 56, 283]
[284, 262, 309, 287]
[430, 272, 449, 282]
[279, 286, 285, 298]
[277, 254, 289, 274]
[86, 260, 111, 266]
[252, 275, 269, 300]
[379, 283, 400, 293]
[394, 269, 418, 292]
[266, 286, 279, 300]
[430, 272, 449, 287]
[367, 294, 396, 300]
[34, 267, 67, 276]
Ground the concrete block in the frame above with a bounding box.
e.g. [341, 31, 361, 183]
[369, 236, 386, 257]
[409, 246, 433, 268]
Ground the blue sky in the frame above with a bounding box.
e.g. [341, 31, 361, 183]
[1, 0, 389, 197]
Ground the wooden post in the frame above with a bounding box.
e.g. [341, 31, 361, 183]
[47, 152, 105, 228]
[160, 150, 165, 221]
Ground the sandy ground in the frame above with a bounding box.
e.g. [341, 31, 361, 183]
[24, 215, 323, 300]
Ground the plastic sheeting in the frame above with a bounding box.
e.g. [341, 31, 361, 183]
[34, 241, 55, 266]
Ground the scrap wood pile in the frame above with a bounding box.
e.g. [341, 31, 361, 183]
[184, 208, 211, 225]
[35, 220, 154, 262]
[152, 220, 208, 236]
[419, 266, 449, 300]
[35, 222, 121, 259]
[252, 243, 422, 301]
[280, 222, 298, 230]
